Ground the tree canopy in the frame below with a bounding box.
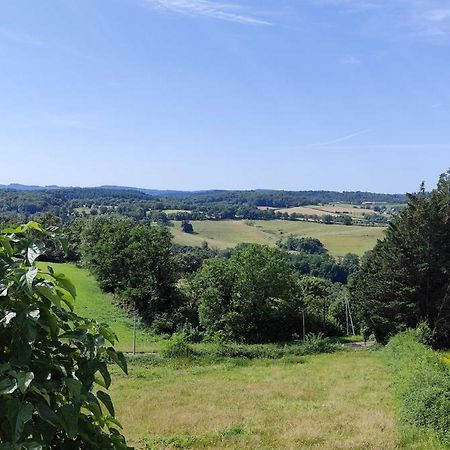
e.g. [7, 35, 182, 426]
[350, 171, 450, 346]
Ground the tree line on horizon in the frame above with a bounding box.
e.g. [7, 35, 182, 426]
[0, 187, 405, 225]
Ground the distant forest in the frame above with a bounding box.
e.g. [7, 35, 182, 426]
[0, 186, 406, 225]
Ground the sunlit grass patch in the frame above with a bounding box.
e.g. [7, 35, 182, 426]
[110, 351, 399, 449]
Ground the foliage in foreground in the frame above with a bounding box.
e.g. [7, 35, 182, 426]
[386, 329, 450, 445]
[0, 223, 131, 449]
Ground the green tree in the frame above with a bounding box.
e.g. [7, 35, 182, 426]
[80, 218, 179, 331]
[181, 221, 194, 234]
[120, 225, 179, 328]
[350, 171, 450, 346]
[191, 244, 303, 342]
[0, 222, 130, 449]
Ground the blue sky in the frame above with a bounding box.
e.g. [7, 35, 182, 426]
[1, 0, 449, 193]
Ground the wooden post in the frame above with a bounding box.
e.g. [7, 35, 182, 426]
[132, 313, 137, 355]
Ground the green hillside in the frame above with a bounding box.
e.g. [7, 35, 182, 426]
[37, 262, 157, 353]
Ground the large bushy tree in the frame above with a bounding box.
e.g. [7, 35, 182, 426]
[350, 171, 450, 346]
[80, 217, 179, 330]
[191, 244, 303, 342]
[0, 222, 130, 449]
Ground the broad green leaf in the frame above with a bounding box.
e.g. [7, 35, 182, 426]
[36, 402, 60, 427]
[52, 273, 77, 299]
[0, 280, 12, 297]
[21, 222, 44, 233]
[60, 290, 75, 311]
[0, 237, 13, 256]
[65, 379, 82, 399]
[86, 392, 102, 419]
[19, 267, 38, 298]
[0, 377, 18, 395]
[9, 400, 33, 443]
[99, 324, 118, 345]
[36, 284, 61, 307]
[27, 240, 45, 265]
[97, 391, 115, 417]
[60, 404, 79, 439]
[16, 372, 34, 394]
[96, 362, 111, 389]
[106, 348, 128, 375]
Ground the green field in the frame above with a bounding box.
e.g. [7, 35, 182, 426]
[276, 203, 370, 218]
[36, 262, 158, 353]
[112, 352, 400, 449]
[258, 203, 393, 219]
[170, 220, 386, 256]
[39, 263, 443, 450]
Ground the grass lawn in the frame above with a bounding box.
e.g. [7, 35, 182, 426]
[111, 351, 398, 449]
[36, 262, 159, 353]
[170, 220, 385, 256]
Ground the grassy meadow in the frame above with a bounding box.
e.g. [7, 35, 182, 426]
[37, 262, 447, 450]
[36, 262, 158, 353]
[269, 204, 370, 218]
[111, 352, 398, 450]
[170, 220, 386, 256]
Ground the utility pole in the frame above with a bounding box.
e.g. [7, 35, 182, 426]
[302, 309, 306, 340]
[345, 300, 349, 336]
[132, 313, 137, 355]
[346, 299, 355, 335]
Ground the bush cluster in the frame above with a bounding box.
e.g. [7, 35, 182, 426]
[161, 333, 337, 361]
[386, 330, 450, 444]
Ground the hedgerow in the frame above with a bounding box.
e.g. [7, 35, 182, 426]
[386, 329, 450, 444]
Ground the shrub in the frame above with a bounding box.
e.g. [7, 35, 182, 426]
[162, 334, 196, 359]
[294, 333, 336, 355]
[386, 330, 450, 444]
[214, 342, 284, 359]
[204, 336, 337, 360]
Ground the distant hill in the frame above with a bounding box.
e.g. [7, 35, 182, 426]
[0, 183, 60, 191]
[0, 183, 405, 198]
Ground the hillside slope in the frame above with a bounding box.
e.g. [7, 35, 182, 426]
[37, 262, 157, 352]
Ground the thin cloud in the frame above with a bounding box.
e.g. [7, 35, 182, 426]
[311, 129, 372, 147]
[0, 27, 42, 46]
[145, 0, 272, 25]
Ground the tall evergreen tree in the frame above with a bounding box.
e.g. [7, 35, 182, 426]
[350, 170, 450, 346]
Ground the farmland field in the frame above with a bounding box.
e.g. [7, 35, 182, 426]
[258, 203, 387, 218]
[170, 220, 386, 256]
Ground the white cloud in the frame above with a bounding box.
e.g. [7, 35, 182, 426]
[145, 0, 272, 25]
